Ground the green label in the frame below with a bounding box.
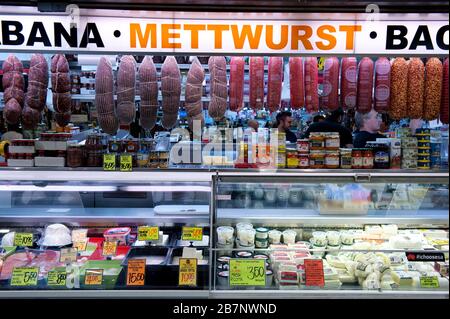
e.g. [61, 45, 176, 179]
[103, 154, 116, 171]
[420, 276, 440, 288]
[120, 154, 132, 171]
[13, 233, 33, 247]
[10, 267, 39, 286]
[229, 259, 265, 287]
[47, 271, 67, 287]
[181, 227, 203, 241]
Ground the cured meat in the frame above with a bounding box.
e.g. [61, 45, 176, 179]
[185, 57, 205, 131]
[138, 56, 158, 130]
[22, 106, 41, 130]
[4, 98, 22, 125]
[0, 250, 62, 280]
[423, 57, 443, 121]
[2, 55, 23, 74]
[51, 54, 71, 127]
[374, 57, 391, 114]
[0, 252, 32, 280]
[441, 58, 449, 124]
[95, 57, 117, 135]
[356, 57, 374, 114]
[161, 56, 181, 129]
[249, 56, 265, 110]
[407, 58, 425, 119]
[304, 57, 319, 113]
[340, 57, 357, 110]
[289, 57, 304, 109]
[2, 72, 24, 91]
[3, 86, 24, 106]
[2, 55, 24, 125]
[321, 57, 339, 111]
[208, 56, 227, 121]
[117, 55, 136, 125]
[267, 57, 283, 112]
[389, 58, 408, 120]
[229, 56, 245, 112]
[26, 54, 48, 114]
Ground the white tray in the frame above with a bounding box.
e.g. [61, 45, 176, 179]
[154, 205, 209, 215]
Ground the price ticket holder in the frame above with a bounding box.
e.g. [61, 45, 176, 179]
[229, 259, 266, 287]
[178, 258, 198, 287]
[182, 227, 203, 247]
[304, 259, 325, 287]
[126, 259, 146, 286]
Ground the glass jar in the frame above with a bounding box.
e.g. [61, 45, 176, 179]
[286, 148, 298, 168]
[67, 145, 84, 168]
[340, 148, 352, 169]
[310, 151, 326, 169]
[325, 151, 340, 169]
[369, 143, 390, 169]
[362, 149, 374, 169]
[298, 154, 310, 168]
[325, 133, 340, 150]
[296, 139, 309, 154]
[352, 149, 363, 169]
[309, 133, 325, 150]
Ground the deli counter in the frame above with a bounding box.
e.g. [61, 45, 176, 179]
[0, 168, 448, 299]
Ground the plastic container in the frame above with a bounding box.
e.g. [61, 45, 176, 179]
[216, 226, 234, 245]
[282, 230, 297, 245]
[103, 227, 131, 245]
[268, 230, 282, 244]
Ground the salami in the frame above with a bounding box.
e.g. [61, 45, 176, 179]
[356, 57, 374, 114]
[423, 57, 443, 121]
[321, 57, 339, 111]
[161, 56, 181, 129]
[267, 57, 283, 112]
[26, 54, 48, 114]
[117, 55, 136, 125]
[389, 58, 408, 120]
[2, 55, 24, 125]
[440, 58, 449, 124]
[407, 58, 425, 119]
[249, 56, 265, 110]
[229, 56, 245, 112]
[374, 57, 391, 114]
[95, 57, 118, 135]
[138, 56, 158, 130]
[289, 57, 304, 109]
[340, 57, 357, 110]
[185, 57, 205, 130]
[208, 56, 227, 121]
[51, 54, 71, 127]
[304, 57, 319, 113]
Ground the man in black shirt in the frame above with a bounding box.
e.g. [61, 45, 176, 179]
[353, 109, 386, 148]
[303, 108, 353, 148]
[276, 111, 297, 143]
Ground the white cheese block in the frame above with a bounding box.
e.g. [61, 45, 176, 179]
[391, 271, 414, 286]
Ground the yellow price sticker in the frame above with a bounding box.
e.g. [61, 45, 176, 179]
[13, 233, 33, 247]
[73, 239, 88, 252]
[10, 267, 39, 286]
[102, 241, 117, 257]
[103, 154, 116, 171]
[182, 227, 203, 241]
[138, 226, 159, 241]
[60, 248, 78, 263]
[47, 270, 67, 287]
[229, 259, 265, 287]
[126, 259, 146, 286]
[178, 258, 197, 287]
[84, 269, 103, 286]
[120, 154, 132, 171]
[420, 276, 440, 288]
[318, 57, 325, 71]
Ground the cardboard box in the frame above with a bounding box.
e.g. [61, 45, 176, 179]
[34, 157, 65, 167]
[8, 146, 35, 154]
[35, 141, 68, 151]
[7, 159, 34, 167]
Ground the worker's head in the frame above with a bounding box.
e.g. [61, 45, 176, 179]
[326, 108, 344, 123]
[247, 120, 259, 131]
[276, 111, 293, 130]
[355, 109, 382, 133]
[313, 114, 326, 123]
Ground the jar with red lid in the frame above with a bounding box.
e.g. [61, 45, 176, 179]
[362, 149, 374, 169]
[351, 149, 363, 169]
[298, 154, 310, 168]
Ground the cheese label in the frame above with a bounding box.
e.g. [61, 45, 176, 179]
[73, 239, 88, 252]
[47, 270, 67, 287]
[181, 227, 203, 241]
[60, 248, 78, 263]
[71, 229, 88, 242]
[84, 269, 103, 286]
[103, 154, 116, 171]
[126, 259, 146, 286]
[102, 241, 118, 257]
[420, 276, 440, 288]
[13, 233, 33, 247]
[120, 154, 132, 171]
[229, 259, 265, 286]
[10, 267, 39, 286]
[305, 259, 325, 287]
[137, 226, 159, 241]
[178, 258, 197, 287]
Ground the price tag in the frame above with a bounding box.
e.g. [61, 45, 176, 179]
[138, 226, 159, 241]
[103, 154, 116, 171]
[179, 258, 197, 287]
[47, 270, 67, 287]
[13, 233, 33, 247]
[102, 241, 117, 257]
[318, 57, 325, 71]
[229, 259, 265, 287]
[120, 154, 132, 171]
[420, 276, 440, 288]
[73, 239, 88, 252]
[304, 259, 325, 287]
[60, 248, 78, 263]
[84, 269, 103, 286]
[10, 267, 39, 286]
[182, 227, 203, 241]
[126, 259, 146, 286]
[71, 229, 88, 242]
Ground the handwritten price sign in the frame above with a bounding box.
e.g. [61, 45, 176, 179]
[420, 276, 440, 288]
[304, 259, 325, 287]
[60, 248, 78, 263]
[13, 233, 33, 247]
[178, 258, 197, 287]
[229, 259, 265, 287]
[47, 271, 67, 287]
[102, 241, 118, 257]
[103, 154, 116, 171]
[126, 259, 145, 286]
[138, 226, 159, 241]
[84, 269, 103, 286]
[120, 154, 132, 171]
[11, 267, 39, 286]
[73, 239, 88, 252]
[182, 227, 203, 241]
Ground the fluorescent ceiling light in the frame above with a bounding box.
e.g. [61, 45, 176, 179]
[122, 186, 211, 192]
[0, 185, 117, 192]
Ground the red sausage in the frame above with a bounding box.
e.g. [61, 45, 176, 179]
[357, 57, 374, 114]
[229, 57, 245, 112]
[289, 57, 304, 109]
[267, 57, 283, 112]
[249, 56, 265, 110]
[340, 57, 357, 110]
[321, 57, 339, 111]
[374, 57, 391, 114]
[304, 57, 319, 114]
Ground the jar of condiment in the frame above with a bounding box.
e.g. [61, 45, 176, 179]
[352, 149, 363, 169]
[369, 143, 390, 169]
[325, 151, 340, 169]
[57, 150, 66, 158]
[298, 154, 309, 168]
[325, 133, 340, 150]
[67, 144, 84, 168]
[309, 133, 325, 150]
[297, 139, 309, 154]
[310, 151, 326, 169]
[340, 148, 352, 169]
[286, 148, 298, 168]
[109, 139, 123, 153]
[25, 153, 33, 160]
[362, 149, 374, 169]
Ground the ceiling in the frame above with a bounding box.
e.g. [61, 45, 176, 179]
[1, 0, 449, 13]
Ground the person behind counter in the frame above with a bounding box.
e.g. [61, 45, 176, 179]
[303, 108, 353, 148]
[247, 119, 259, 132]
[353, 109, 386, 148]
[276, 111, 297, 143]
